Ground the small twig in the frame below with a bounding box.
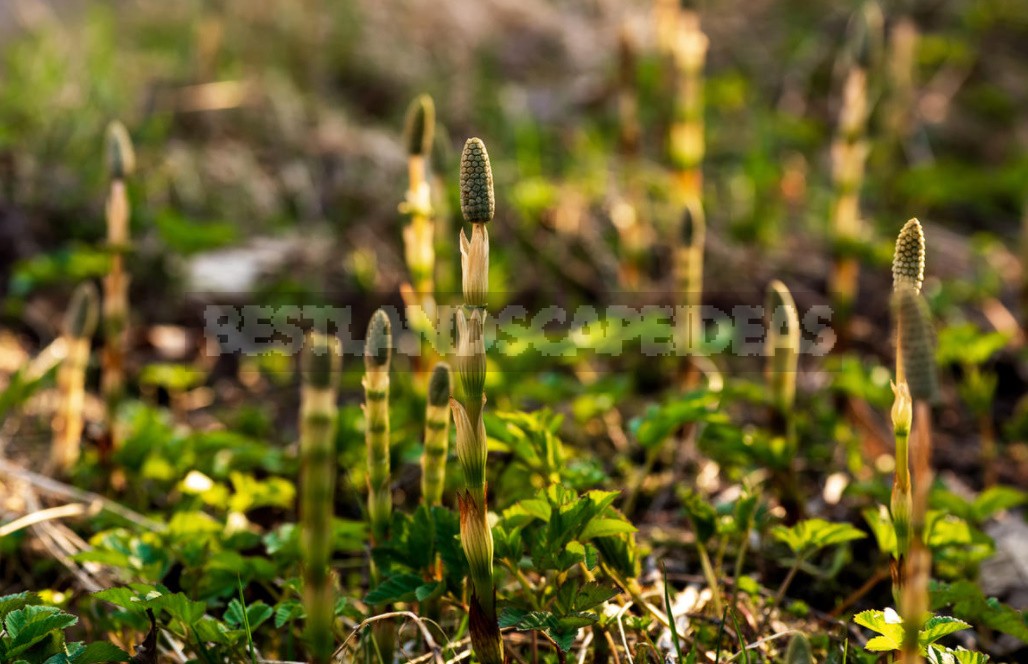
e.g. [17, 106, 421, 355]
[408, 636, 471, 664]
[0, 501, 99, 537]
[761, 554, 805, 632]
[576, 629, 593, 664]
[444, 649, 473, 664]
[829, 566, 889, 618]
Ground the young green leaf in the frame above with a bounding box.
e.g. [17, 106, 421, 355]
[772, 518, 866, 555]
[854, 609, 904, 652]
[580, 517, 637, 540]
[971, 486, 1028, 521]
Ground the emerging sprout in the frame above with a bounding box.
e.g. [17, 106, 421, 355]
[105, 121, 136, 180]
[681, 204, 700, 245]
[64, 282, 100, 339]
[785, 633, 814, 664]
[301, 333, 341, 389]
[364, 309, 392, 369]
[459, 138, 494, 224]
[765, 280, 800, 415]
[404, 94, 435, 158]
[428, 362, 451, 408]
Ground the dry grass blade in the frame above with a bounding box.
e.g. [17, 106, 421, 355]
[0, 458, 166, 531]
[335, 611, 446, 664]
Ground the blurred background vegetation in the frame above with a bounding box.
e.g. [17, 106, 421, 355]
[2, 0, 1026, 309]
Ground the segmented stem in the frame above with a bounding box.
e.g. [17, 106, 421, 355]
[829, 59, 870, 316]
[764, 280, 800, 425]
[674, 202, 705, 355]
[52, 283, 99, 471]
[364, 310, 393, 546]
[102, 178, 130, 444]
[299, 333, 341, 664]
[669, 9, 708, 205]
[421, 363, 452, 507]
[453, 138, 503, 664]
[401, 95, 438, 333]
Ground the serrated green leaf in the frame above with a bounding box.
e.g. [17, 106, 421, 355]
[865, 635, 903, 652]
[167, 511, 222, 538]
[862, 506, 897, 557]
[926, 514, 972, 547]
[497, 607, 590, 652]
[193, 615, 232, 645]
[931, 581, 1028, 642]
[571, 583, 620, 612]
[772, 519, 865, 555]
[854, 608, 904, 651]
[273, 600, 304, 628]
[224, 599, 272, 631]
[365, 574, 425, 605]
[415, 582, 443, 602]
[73, 641, 131, 663]
[927, 645, 990, 664]
[5, 605, 78, 655]
[0, 593, 36, 622]
[584, 544, 599, 570]
[151, 592, 206, 626]
[580, 517, 637, 540]
[92, 588, 146, 612]
[972, 487, 1027, 521]
[919, 615, 971, 646]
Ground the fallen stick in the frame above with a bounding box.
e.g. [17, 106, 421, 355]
[0, 458, 165, 532]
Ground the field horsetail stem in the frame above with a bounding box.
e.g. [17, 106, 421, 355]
[421, 363, 452, 507]
[889, 218, 925, 603]
[828, 8, 877, 324]
[453, 137, 504, 664]
[51, 282, 100, 472]
[101, 121, 135, 447]
[363, 309, 393, 547]
[674, 203, 705, 358]
[764, 280, 800, 441]
[895, 283, 939, 664]
[669, 5, 708, 207]
[400, 94, 439, 337]
[299, 332, 342, 664]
